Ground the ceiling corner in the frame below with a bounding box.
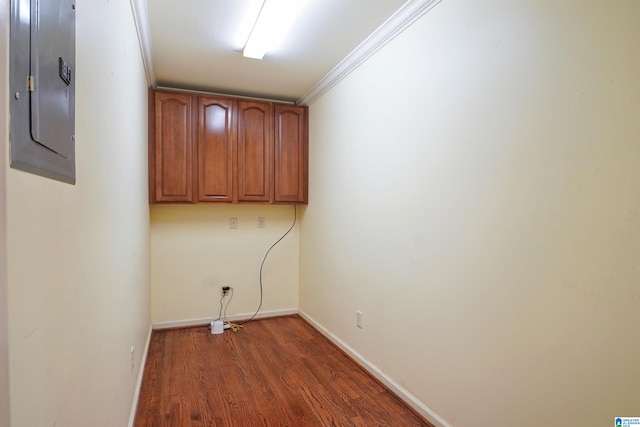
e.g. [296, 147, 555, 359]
[130, 0, 156, 87]
[297, 0, 442, 106]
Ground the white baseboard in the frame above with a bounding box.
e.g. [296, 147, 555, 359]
[152, 308, 299, 330]
[298, 310, 451, 427]
[128, 323, 153, 427]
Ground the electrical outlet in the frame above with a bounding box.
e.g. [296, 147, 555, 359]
[221, 285, 230, 296]
[257, 217, 265, 228]
[356, 310, 363, 328]
[130, 346, 135, 372]
[230, 217, 238, 229]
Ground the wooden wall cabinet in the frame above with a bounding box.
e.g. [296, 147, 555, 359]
[149, 89, 308, 204]
[274, 104, 308, 204]
[149, 91, 194, 203]
[237, 101, 272, 203]
[197, 96, 235, 203]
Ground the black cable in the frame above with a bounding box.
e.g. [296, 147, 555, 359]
[238, 205, 297, 325]
[222, 287, 234, 323]
[214, 293, 225, 322]
[208, 292, 226, 330]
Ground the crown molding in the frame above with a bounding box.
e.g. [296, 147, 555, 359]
[297, 0, 441, 106]
[130, 0, 156, 87]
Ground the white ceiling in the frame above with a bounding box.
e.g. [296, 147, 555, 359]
[141, 0, 409, 103]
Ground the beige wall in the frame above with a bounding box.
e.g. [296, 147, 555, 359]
[150, 204, 298, 325]
[300, 1, 640, 426]
[0, 0, 9, 425]
[5, 0, 150, 426]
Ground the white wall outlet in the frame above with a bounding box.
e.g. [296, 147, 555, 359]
[130, 346, 135, 372]
[257, 217, 265, 228]
[230, 217, 238, 229]
[356, 310, 363, 328]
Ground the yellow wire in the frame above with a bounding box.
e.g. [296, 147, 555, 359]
[225, 322, 243, 332]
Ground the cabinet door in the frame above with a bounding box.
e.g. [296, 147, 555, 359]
[274, 104, 308, 203]
[197, 97, 236, 202]
[237, 101, 272, 202]
[152, 91, 194, 203]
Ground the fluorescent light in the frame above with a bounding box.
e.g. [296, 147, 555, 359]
[243, 0, 306, 60]
[234, 0, 264, 50]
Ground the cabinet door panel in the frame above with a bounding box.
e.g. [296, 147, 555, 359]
[274, 105, 308, 203]
[237, 101, 272, 202]
[197, 97, 236, 202]
[153, 92, 193, 202]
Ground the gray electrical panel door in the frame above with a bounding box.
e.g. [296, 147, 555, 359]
[10, 0, 76, 184]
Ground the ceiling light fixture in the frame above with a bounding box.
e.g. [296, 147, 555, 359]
[243, 0, 306, 60]
[234, 0, 264, 50]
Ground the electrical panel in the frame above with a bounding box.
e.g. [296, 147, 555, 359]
[10, 0, 76, 184]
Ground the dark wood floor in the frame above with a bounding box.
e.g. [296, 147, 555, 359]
[134, 315, 433, 427]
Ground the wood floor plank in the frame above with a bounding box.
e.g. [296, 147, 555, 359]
[134, 315, 433, 427]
